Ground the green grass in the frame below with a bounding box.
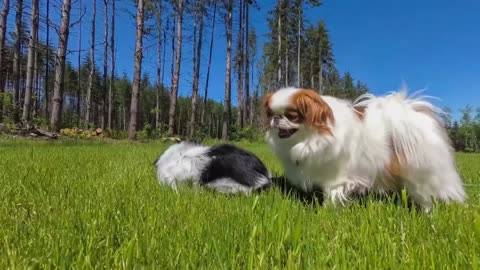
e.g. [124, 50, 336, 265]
[1, 137, 480, 269]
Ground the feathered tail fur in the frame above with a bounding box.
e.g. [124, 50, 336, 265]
[354, 87, 466, 210]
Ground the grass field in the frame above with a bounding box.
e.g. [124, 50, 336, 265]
[1, 137, 480, 269]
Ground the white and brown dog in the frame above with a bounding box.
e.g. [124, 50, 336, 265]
[263, 87, 466, 211]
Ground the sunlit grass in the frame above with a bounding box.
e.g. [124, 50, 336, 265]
[1, 137, 479, 269]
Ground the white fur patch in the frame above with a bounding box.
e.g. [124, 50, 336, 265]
[155, 142, 210, 189]
[269, 87, 299, 113]
[205, 175, 271, 195]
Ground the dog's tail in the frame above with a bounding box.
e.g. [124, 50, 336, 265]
[356, 87, 466, 205]
[382, 89, 449, 168]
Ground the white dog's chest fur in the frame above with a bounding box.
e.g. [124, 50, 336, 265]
[268, 132, 353, 192]
[284, 153, 341, 192]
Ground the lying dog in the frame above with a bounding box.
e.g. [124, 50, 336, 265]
[154, 141, 272, 194]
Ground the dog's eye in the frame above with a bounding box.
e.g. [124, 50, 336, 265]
[285, 112, 298, 121]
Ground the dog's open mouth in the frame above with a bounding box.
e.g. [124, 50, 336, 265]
[278, 128, 298, 138]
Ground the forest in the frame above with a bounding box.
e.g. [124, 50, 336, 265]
[0, 0, 478, 151]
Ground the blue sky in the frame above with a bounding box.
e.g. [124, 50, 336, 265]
[61, 0, 479, 119]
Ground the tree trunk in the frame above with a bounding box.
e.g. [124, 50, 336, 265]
[285, 41, 288, 86]
[244, 0, 250, 125]
[177, 106, 182, 135]
[167, 0, 183, 134]
[167, 17, 175, 127]
[21, 0, 39, 123]
[12, 0, 23, 122]
[214, 114, 218, 138]
[101, 0, 108, 130]
[44, 0, 50, 118]
[276, 2, 281, 88]
[33, 29, 39, 117]
[236, 0, 244, 129]
[108, 0, 115, 129]
[249, 43, 255, 125]
[0, 0, 10, 121]
[310, 60, 314, 90]
[122, 102, 126, 131]
[170, 19, 175, 88]
[127, 0, 145, 140]
[318, 47, 322, 94]
[297, 5, 301, 87]
[160, 18, 167, 124]
[190, 12, 197, 133]
[251, 89, 257, 125]
[201, 0, 216, 125]
[221, 0, 233, 140]
[76, 0, 82, 125]
[155, 8, 162, 130]
[208, 114, 212, 137]
[189, 0, 204, 138]
[249, 72, 255, 126]
[85, 0, 96, 126]
[217, 115, 221, 138]
[49, 0, 72, 132]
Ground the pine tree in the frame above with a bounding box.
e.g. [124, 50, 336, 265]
[108, 0, 115, 129]
[85, 0, 96, 126]
[189, 0, 205, 138]
[76, 0, 83, 125]
[244, 0, 251, 124]
[247, 28, 257, 125]
[201, 0, 217, 125]
[460, 105, 479, 152]
[234, 0, 245, 128]
[221, 0, 233, 140]
[343, 71, 355, 100]
[168, 0, 184, 134]
[128, 0, 145, 140]
[45, 0, 51, 117]
[22, 0, 39, 123]
[50, 0, 73, 132]
[155, 1, 162, 130]
[102, 0, 109, 129]
[0, 0, 10, 121]
[12, 0, 23, 122]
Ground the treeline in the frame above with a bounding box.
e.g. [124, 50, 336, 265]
[0, 0, 370, 141]
[260, 0, 369, 99]
[444, 106, 480, 152]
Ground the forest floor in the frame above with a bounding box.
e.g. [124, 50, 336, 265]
[1, 137, 480, 269]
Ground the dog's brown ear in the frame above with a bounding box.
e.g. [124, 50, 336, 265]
[293, 89, 334, 135]
[262, 93, 273, 109]
[261, 93, 274, 129]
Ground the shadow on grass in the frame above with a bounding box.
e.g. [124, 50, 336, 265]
[270, 175, 417, 210]
[270, 176, 325, 206]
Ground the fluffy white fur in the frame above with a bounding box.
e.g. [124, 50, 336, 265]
[265, 87, 466, 211]
[155, 142, 210, 189]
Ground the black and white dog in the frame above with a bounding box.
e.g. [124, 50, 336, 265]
[154, 141, 272, 194]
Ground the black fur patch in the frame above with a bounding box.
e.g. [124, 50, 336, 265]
[200, 144, 271, 189]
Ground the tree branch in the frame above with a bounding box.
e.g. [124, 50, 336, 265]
[69, 6, 86, 28]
